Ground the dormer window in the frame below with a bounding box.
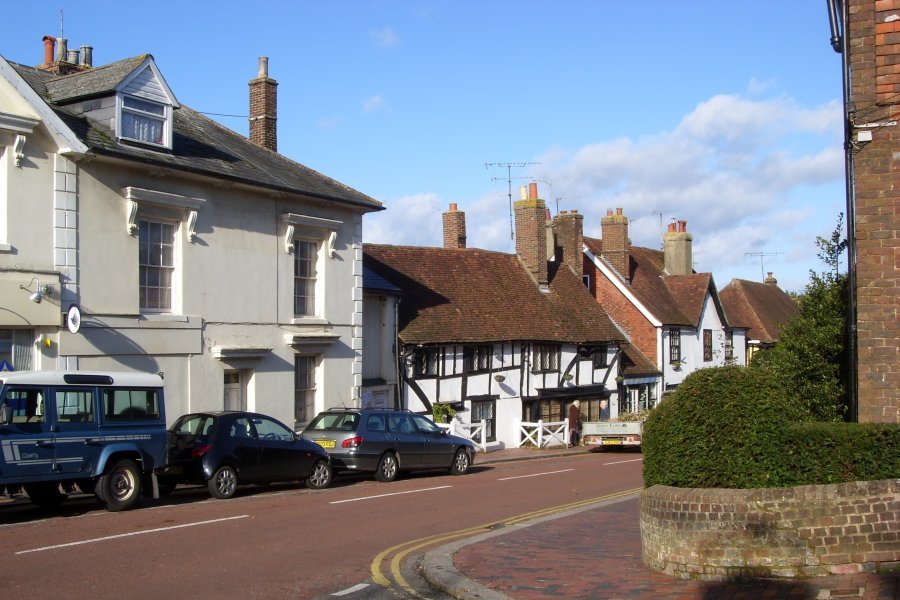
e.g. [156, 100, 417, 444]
[120, 94, 169, 147]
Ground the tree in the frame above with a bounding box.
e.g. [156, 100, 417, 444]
[751, 215, 849, 422]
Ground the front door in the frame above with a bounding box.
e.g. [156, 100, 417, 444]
[0, 386, 54, 480]
[224, 372, 243, 411]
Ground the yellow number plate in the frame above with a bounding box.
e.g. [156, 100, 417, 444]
[602, 439, 623, 445]
[315, 440, 336, 449]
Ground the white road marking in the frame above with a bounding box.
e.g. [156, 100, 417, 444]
[498, 468, 574, 481]
[604, 458, 644, 466]
[15, 515, 250, 555]
[329, 485, 452, 505]
[332, 583, 370, 596]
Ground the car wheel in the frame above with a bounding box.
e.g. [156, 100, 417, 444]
[24, 482, 68, 509]
[97, 458, 142, 511]
[305, 459, 332, 490]
[375, 452, 398, 482]
[450, 449, 471, 475]
[208, 465, 238, 499]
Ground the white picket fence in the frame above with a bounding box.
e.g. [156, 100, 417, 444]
[518, 419, 569, 448]
[437, 419, 488, 452]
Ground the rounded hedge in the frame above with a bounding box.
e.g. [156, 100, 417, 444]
[642, 366, 804, 489]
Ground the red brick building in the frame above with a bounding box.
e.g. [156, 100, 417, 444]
[847, 0, 900, 423]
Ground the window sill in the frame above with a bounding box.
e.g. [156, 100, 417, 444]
[291, 316, 330, 326]
[140, 313, 189, 323]
[0, 242, 11, 253]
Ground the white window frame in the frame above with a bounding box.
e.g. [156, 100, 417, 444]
[117, 93, 171, 148]
[138, 218, 177, 313]
[294, 354, 318, 427]
[282, 213, 342, 323]
[293, 238, 320, 318]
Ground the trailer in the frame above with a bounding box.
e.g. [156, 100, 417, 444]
[581, 420, 642, 447]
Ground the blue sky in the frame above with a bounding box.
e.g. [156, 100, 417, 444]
[5, 1, 845, 293]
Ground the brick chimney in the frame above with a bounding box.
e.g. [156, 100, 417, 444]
[515, 182, 548, 287]
[600, 208, 631, 279]
[249, 57, 278, 152]
[442, 203, 467, 249]
[663, 219, 693, 276]
[553, 209, 584, 275]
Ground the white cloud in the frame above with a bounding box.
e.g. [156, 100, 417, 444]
[365, 193, 445, 247]
[370, 27, 400, 48]
[363, 94, 385, 112]
[364, 89, 844, 292]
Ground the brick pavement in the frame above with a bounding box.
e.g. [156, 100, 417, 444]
[422, 446, 899, 600]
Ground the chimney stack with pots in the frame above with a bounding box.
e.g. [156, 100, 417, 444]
[442, 203, 467, 249]
[553, 209, 584, 275]
[663, 219, 693, 276]
[764, 272, 778, 285]
[249, 57, 278, 152]
[600, 208, 631, 280]
[514, 183, 549, 287]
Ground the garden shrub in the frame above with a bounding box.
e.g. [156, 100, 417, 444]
[643, 366, 804, 489]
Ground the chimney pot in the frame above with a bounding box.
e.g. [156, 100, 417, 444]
[67, 49, 79, 64]
[42, 36, 57, 66]
[56, 37, 67, 63]
[571, 209, 578, 214]
[449, 203, 457, 211]
[616, 207, 623, 216]
[560, 210, 568, 214]
[528, 182, 538, 200]
[606, 209, 613, 216]
[678, 219, 687, 233]
[519, 186, 528, 200]
[80, 45, 93, 67]
[258, 56, 269, 78]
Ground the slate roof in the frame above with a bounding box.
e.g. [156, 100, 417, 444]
[363, 244, 625, 346]
[44, 55, 151, 102]
[583, 238, 719, 327]
[7, 58, 382, 211]
[720, 278, 798, 344]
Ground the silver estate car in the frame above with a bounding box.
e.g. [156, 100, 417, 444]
[301, 408, 475, 482]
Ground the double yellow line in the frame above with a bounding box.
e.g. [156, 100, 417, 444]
[371, 487, 642, 595]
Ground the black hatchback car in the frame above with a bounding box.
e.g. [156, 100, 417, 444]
[159, 411, 332, 498]
[301, 408, 475, 482]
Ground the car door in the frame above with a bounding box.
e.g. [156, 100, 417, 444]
[252, 415, 307, 481]
[387, 413, 426, 469]
[52, 386, 100, 475]
[412, 414, 455, 468]
[0, 386, 54, 479]
[225, 416, 264, 482]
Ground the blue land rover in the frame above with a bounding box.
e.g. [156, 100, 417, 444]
[0, 370, 168, 511]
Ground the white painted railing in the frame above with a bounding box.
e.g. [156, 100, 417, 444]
[437, 419, 488, 452]
[518, 419, 569, 448]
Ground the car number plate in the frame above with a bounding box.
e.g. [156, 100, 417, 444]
[315, 440, 336, 449]
[602, 439, 623, 445]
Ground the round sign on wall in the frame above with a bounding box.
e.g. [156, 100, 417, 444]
[66, 304, 82, 334]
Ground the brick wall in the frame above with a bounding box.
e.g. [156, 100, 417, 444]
[249, 76, 278, 152]
[600, 209, 630, 279]
[442, 204, 467, 249]
[514, 189, 548, 285]
[640, 480, 899, 580]
[588, 259, 658, 363]
[849, 0, 900, 422]
[553, 210, 584, 274]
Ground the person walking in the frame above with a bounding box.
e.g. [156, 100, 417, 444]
[567, 400, 582, 447]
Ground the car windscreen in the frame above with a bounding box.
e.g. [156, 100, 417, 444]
[171, 414, 216, 437]
[306, 412, 359, 432]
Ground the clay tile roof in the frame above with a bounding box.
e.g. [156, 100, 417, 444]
[621, 345, 661, 377]
[720, 279, 798, 343]
[363, 244, 624, 346]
